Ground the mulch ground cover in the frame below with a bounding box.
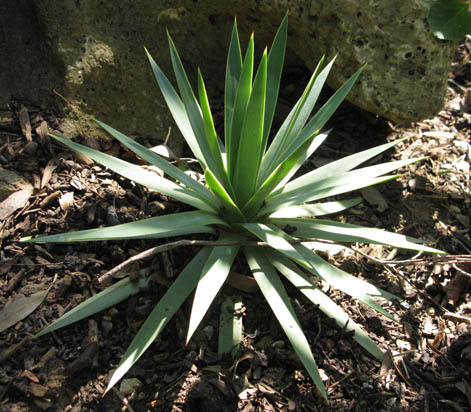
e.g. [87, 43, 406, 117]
[0, 40, 470, 412]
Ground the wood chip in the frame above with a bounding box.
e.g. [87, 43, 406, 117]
[40, 158, 59, 189]
[35, 121, 49, 143]
[18, 104, 32, 141]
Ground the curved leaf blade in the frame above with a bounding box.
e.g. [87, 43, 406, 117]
[259, 56, 329, 185]
[272, 138, 408, 198]
[294, 243, 400, 321]
[260, 174, 401, 218]
[228, 35, 254, 179]
[263, 13, 288, 150]
[280, 65, 365, 165]
[225, 19, 243, 150]
[241, 223, 310, 269]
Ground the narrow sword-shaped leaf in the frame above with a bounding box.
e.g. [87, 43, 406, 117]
[275, 129, 331, 189]
[244, 247, 328, 401]
[259, 175, 401, 218]
[218, 296, 244, 359]
[106, 247, 212, 393]
[197, 69, 232, 190]
[270, 198, 362, 218]
[294, 243, 400, 320]
[167, 33, 221, 174]
[35, 276, 150, 337]
[258, 57, 330, 186]
[241, 223, 311, 269]
[242, 132, 327, 218]
[186, 234, 240, 343]
[278, 65, 365, 166]
[48, 133, 213, 212]
[272, 218, 443, 253]
[95, 119, 218, 209]
[204, 168, 245, 223]
[21, 211, 221, 243]
[232, 49, 267, 206]
[145, 48, 205, 165]
[273, 138, 409, 197]
[225, 20, 243, 151]
[262, 13, 288, 151]
[269, 158, 423, 205]
[267, 250, 384, 360]
[228, 35, 254, 179]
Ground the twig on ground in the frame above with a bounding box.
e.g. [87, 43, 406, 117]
[96, 237, 471, 286]
[95, 239, 287, 284]
[351, 246, 471, 267]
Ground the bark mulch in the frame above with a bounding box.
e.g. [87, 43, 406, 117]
[0, 40, 470, 411]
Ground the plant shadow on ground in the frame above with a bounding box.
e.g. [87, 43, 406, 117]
[1, 42, 470, 411]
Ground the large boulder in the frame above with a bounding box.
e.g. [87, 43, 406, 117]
[0, 0, 457, 151]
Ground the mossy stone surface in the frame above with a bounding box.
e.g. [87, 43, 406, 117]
[0, 0, 457, 152]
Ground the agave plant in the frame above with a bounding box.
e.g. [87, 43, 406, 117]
[22, 16, 440, 400]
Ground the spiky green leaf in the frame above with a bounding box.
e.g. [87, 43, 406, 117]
[244, 247, 327, 401]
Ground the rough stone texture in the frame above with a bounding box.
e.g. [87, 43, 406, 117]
[0, 0, 457, 151]
[0, 167, 32, 201]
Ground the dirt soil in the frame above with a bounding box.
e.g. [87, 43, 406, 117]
[1, 40, 470, 412]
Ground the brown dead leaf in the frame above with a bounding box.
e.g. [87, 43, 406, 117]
[444, 272, 470, 306]
[24, 370, 40, 383]
[35, 121, 49, 143]
[0, 186, 33, 220]
[40, 191, 61, 208]
[227, 271, 259, 294]
[40, 158, 59, 189]
[30, 382, 48, 397]
[0, 279, 55, 333]
[18, 104, 32, 141]
[360, 186, 389, 212]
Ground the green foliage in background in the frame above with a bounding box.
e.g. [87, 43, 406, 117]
[22, 15, 441, 401]
[429, 0, 471, 40]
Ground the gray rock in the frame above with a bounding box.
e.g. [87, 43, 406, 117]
[0, 167, 32, 201]
[0, 1, 457, 152]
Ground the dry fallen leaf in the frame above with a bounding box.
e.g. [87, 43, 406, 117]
[35, 120, 49, 143]
[18, 104, 32, 141]
[360, 186, 389, 212]
[150, 144, 176, 160]
[40, 158, 59, 189]
[0, 186, 33, 220]
[0, 277, 56, 333]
